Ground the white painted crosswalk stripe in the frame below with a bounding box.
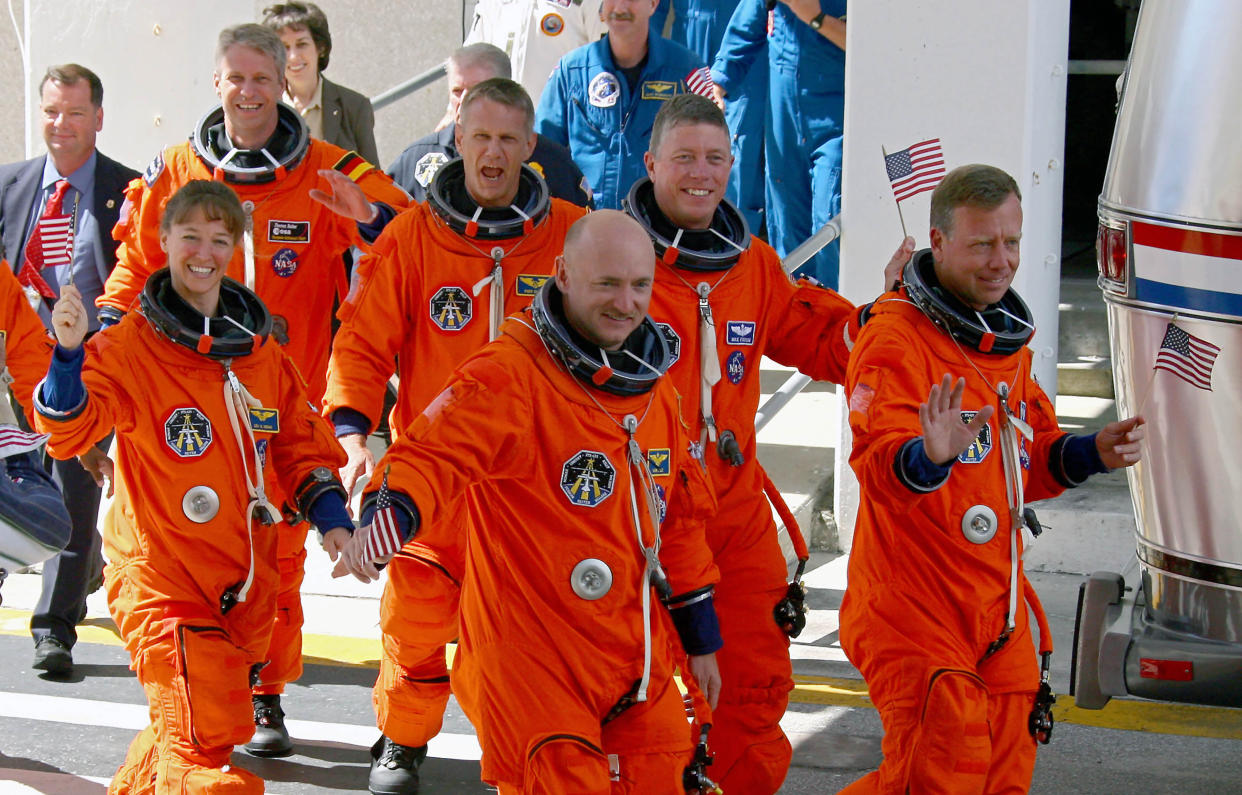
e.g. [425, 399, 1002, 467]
[0, 691, 483, 759]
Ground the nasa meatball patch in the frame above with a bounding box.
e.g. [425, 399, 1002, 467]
[561, 450, 616, 507]
[271, 248, 299, 277]
[166, 407, 212, 458]
[726, 350, 745, 384]
[429, 286, 473, 331]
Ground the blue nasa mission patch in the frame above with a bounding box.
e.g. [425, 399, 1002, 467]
[430, 286, 473, 331]
[165, 407, 212, 457]
[561, 450, 616, 507]
[957, 412, 993, 464]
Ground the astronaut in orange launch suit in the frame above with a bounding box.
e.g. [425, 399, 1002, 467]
[37, 181, 355, 794]
[336, 211, 724, 794]
[322, 77, 588, 792]
[626, 94, 883, 794]
[95, 23, 409, 756]
[840, 164, 1145, 794]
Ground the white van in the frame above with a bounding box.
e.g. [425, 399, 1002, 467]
[1074, 0, 1242, 708]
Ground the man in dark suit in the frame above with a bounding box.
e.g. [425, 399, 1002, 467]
[0, 63, 139, 675]
[388, 43, 593, 208]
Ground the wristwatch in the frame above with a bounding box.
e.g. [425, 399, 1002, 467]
[810, 11, 826, 30]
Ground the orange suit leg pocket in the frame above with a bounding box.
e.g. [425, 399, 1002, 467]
[905, 668, 992, 795]
[520, 734, 612, 795]
[137, 623, 255, 759]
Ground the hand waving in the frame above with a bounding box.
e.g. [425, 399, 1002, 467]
[920, 374, 994, 465]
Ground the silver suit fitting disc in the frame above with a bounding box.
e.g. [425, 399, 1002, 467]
[962, 505, 998, 544]
[182, 486, 220, 524]
[570, 558, 613, 600]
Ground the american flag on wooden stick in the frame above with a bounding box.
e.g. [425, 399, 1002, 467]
[884, 139, 946, 202]
[365, 465, 404, 561]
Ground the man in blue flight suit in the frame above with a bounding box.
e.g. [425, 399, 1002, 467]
[653, 0, 768, 236]
[388, 43, 593, 208]
[536, 0, 717, 210]
[713, 0, 846, 288]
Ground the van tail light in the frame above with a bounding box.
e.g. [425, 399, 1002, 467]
[1096, 221, 1129, 287]
[1139, 658, 1193, 682]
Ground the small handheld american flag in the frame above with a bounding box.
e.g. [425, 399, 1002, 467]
[364, 465, 404, 562]
[885, 139, 946, 202]
[685, 66, 716, 99]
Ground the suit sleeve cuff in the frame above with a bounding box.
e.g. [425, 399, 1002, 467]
[36, 344, 88, 418]
[307, 490, 353, 540]
[666, 587, 722, 655]
[895, 437, 954, 493]
[1050, 433, 1109, 488]
[332, 407, 372, 438]
[357, 202, 397, 244]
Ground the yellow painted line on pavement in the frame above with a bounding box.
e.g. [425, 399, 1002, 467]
[4, 608, 1240, 740]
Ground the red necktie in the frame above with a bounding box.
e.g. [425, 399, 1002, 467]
[18, 179, 73, 300]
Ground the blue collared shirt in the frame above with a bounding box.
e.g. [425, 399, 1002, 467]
[26, 152, 106, 332]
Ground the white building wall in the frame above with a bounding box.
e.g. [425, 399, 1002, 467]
[4, 1, 463, 170]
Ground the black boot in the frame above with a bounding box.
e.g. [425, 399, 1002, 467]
[32, 636, 73, 675]
[245, 693, 294, 757]
[369, 734, 427, 794]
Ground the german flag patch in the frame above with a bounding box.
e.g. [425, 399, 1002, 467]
[333, 151, 375, 182]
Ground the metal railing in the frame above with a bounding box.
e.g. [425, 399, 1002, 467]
[753, 215, 841, 432]
[1067, 59, 1127, 76]
[370, 63, 449, 112]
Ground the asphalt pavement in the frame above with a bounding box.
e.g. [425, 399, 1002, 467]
[3, 552, 1242, 794]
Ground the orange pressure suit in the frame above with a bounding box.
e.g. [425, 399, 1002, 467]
[631, 183, 859, 793]
[323, 168, 586, 751]
[0, 261, 55, 424]
[840, 289, 1069, 794]
[364, 310, 720, 793]
[35, 278, 346, 794]
[99, 135, 408, 698]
